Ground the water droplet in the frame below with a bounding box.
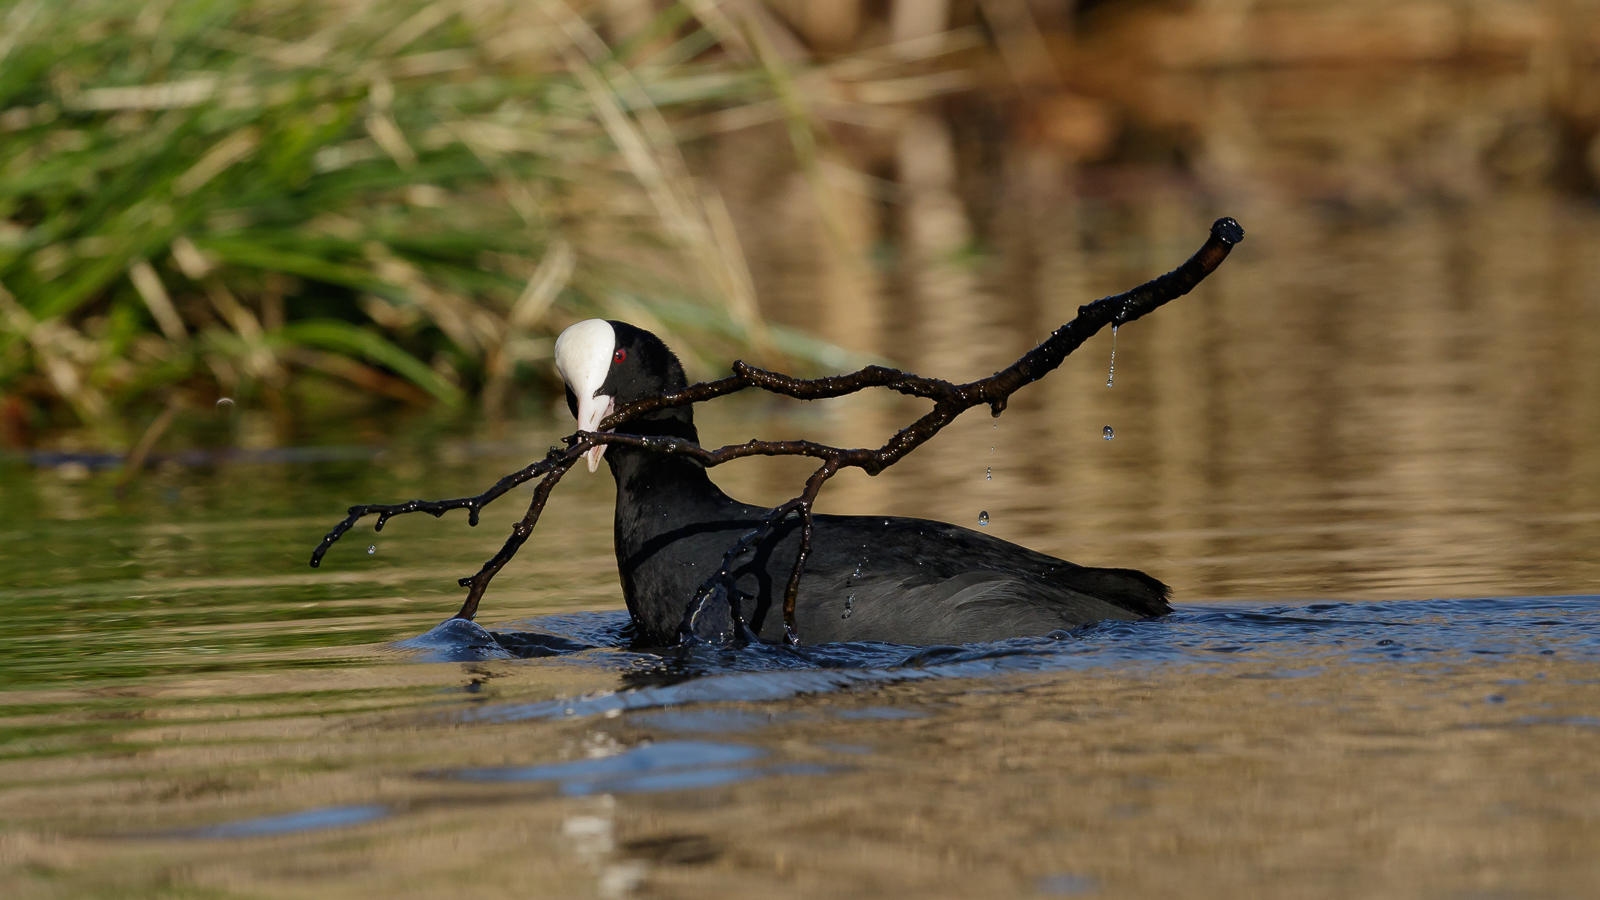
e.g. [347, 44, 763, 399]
[841, 595, 854, 620]
[1106, 325, 1118, 387]
[985, 466, 992, 481]
[1102, 426, 1114, 440]
[989, 446, 994, 455]
[978, 510, 989, 526]
[852, 563, 862, 579]
[216, 397, 234, 410]
[367, 545, 377, 555]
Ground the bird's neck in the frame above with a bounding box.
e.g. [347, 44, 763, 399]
[605, 409, 742, 640]
[604, 411, 731, 512]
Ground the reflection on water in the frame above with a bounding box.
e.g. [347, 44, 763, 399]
[713, 75, 1600, 606]
[449, 741, 781, 797]
[403, 596, 1600, 723]
[133, 590, 1600, 836]
[163, 804, 392, 840]
[5, 60, 1600, 899]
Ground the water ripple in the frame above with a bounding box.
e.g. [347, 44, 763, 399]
[398, 596, 1600, 721]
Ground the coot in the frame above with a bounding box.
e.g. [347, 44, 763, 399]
[555, 319, 1170, 647]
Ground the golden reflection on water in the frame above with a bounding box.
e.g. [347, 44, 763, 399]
[3, 656, 1598, 899]
[710, 105, 1600, 606]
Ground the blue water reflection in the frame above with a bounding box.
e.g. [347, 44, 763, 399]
[401, 596, 1600, 722]
[168, 804, 391, 839]
[446, 740, 832, 796]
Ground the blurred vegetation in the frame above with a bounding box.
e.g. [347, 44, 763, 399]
[0, 0, 840, 437]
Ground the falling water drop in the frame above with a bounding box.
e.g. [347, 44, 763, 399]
[985, 466, 992, 481]
[841, 595, 854, 620]
[1102, 426, 1114, 440]
[216, 397, 235, 410]
[1106, 325, 1118, 387]
[978, 510, 990, 527]
[367, 545, 377, 555]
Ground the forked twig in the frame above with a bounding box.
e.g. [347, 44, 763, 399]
[311, 218, 1244, 645]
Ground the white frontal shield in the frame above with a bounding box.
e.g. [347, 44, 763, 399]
[554, 319, 616, 472]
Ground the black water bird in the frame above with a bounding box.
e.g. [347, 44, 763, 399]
[554, 319, 1171, 647]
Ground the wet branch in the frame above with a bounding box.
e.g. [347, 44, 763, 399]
[311, 217, 1244, 644]
[450, 452, 580, 622]
[309, 448, 570, 568]
[597, 217, 1243, 439]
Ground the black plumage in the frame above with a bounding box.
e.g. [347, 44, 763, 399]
[571, 321, 1170, 647]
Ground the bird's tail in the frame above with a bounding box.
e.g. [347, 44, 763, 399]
[1078, 567, 1173, 618]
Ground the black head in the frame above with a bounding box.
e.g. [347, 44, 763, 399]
[599, 321, 689, 405]
[554, 319, 696, 471]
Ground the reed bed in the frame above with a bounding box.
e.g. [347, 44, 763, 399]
[0, 0, 829, 433]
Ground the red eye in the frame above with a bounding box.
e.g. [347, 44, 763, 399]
[613, 349, 627, 364]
